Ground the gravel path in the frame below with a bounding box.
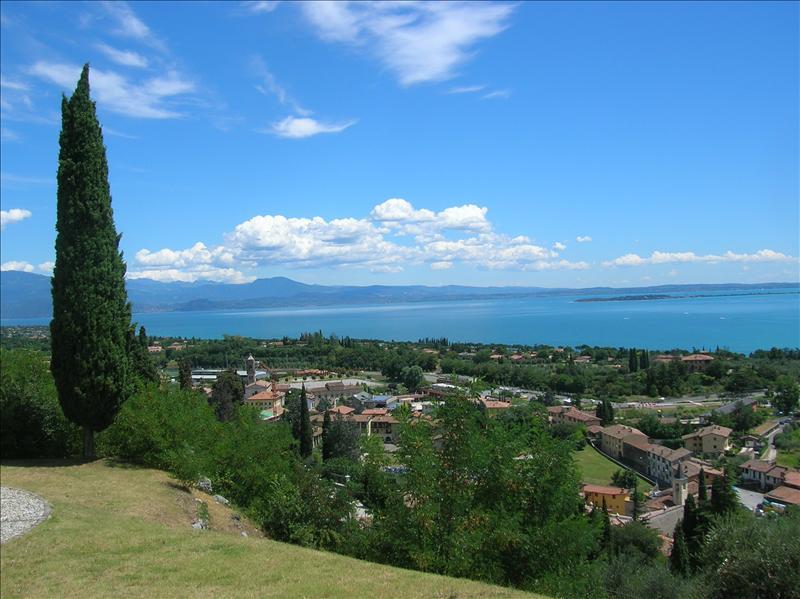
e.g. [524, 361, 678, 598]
[0, 487, 51, 544]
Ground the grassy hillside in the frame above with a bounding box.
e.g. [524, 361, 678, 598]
[574, 446, 654, 490]
[0, 460, 539, 598]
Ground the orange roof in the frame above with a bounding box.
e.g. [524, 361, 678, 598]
[582, 484, 629, 496]
[765, 485, 800, 506]
[481, 399, 512, 409]
[783, 471, 800, 489]
[362, 408, 389, 416]
[247, 390, 283, 402]
[371, 415, 399, 424]
[681, 354, 714, 362]
[602, 424, 646, 439]
[328, 405, 355, 415]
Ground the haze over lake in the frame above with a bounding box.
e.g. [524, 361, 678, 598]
[7, 289, 798, 352]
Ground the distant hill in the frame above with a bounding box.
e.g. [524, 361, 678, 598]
[1, 270, 797, 319]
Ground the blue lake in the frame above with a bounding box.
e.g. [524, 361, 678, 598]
[6, 289, 799, 352]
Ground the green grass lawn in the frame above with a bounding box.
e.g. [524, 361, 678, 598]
[574, 446, 654, 491]
[0, 460, 539, 599]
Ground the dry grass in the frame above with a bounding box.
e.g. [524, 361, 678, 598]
[0, 460, 539, 599]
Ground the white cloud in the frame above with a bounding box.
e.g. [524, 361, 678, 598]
[552, 241, 567, 251]
[37, 261, 54, 274]
[603, 249, 797, 267]
[268, 116, 355, 138]
[1, 128, 20, 141]
[0, 76, 29, 91]
[243, 1, 281, 13]
[483, 89, 510, 100]
[576, 235, 592, 243]
[29, 61, 194, 119]
[1, 208, 32, 229]
[448, 85, 485, 94]
[431, 261, 453, 270]
[1, 261, 34, 272]
[95, 43, 148, 68]
[127, 267, 254, 284]
[131, 198, 585, 280]
[300, 1, 515, 86]
[101, 1, 167, 52]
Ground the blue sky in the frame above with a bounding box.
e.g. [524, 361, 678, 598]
[1, 1, 798, 287]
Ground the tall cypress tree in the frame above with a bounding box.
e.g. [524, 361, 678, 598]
[698, 468, 708, 503]
[670, 521, 690, 576]
[50, 64, 133, 459]
[628, 348, 638, 373]
[321, 409, 332, 461]
[299, 384, 313, 458]
[178, 359, 193, 390]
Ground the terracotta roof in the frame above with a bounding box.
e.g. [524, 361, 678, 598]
[783, 471, 800, 489]
[352, 414, 373, 423]
[739, 459, 774, 474]
[682, 425, 732, 440]
[362, 408, 389, 416]
[371, 415, 399, 424]
[582, 484, 629, 496]
[587, 425, 604, 434]
[328, 405, 355, 416]
[602, 424, 646, 439]
[765, 485, 800, 506]
[246, 390, 283, 402]
[681, 354, 714, 362]
[767, 466, 788, 479]
[547, 406, 567, 414]
[481, 399, 512, 410]
[562, 408, 599, 422]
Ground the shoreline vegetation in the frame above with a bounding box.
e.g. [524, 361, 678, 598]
[576, 290, 800, 303]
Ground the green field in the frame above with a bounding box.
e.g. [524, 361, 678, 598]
[0, 460, 538, 599]
[574, 446, 654, 490]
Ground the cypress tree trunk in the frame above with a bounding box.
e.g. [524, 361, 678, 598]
[50, 64, 134, 460]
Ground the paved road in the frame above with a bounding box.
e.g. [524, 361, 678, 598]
[734, 486, 764, 512]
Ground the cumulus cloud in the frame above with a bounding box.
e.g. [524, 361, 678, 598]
[603, 249, 797, 267]
[1, 208, 32, 229]
[38, 261, 55, 274]
[576, 235, 592, 243]
[1, 261, 34, 272]
[131, 198, 586, 281]
[552, 241, 567, 251]
[127, 267, 254, 284]
[268, 116, 355, 138]
[300, 1, 515, 86]
[29, 61, 194, 119]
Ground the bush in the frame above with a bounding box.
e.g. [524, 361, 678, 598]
[0, 349, 80, 458]
[98, 385, 218, 469]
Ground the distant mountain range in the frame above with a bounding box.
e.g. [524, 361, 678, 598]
[1, 270, 797, 319]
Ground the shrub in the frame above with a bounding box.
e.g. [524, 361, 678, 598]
[0, 349, 80, 458]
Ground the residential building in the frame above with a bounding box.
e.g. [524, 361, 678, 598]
[764, 485, 800, 507]
[244, 389, 285, 413]
[582, 484, 632, 515]
[740, 459, 800, 492]
[548, 406, 602, 428]
[600, 425, 646, 459]
[480, 398, 512, 416]
[681, 425, 733, 455]
[680, 354, 714, 372]
[370, 415, 400, 444]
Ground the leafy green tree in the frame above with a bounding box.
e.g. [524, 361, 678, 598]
[178, 359, 193, 390]
[710, 468, 738, 516]
[322, 415, 360, 462]
[0, 349, 79, 458]
[50, 64, 134, 459]
[129, 325, 159, 386]
[596, 398, 615, 425]
[611, 469, 637, 489]
[698, 510, 800, 599]
[773, 375, 800, 415]
[601, 498, 612, 550]
[299, 385, 312, 458]
[670, 521, 690, 576]
[210, 370, 243, 422]
[401, 365, 425, 391]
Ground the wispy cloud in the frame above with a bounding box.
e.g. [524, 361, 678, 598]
[1, 208, 32, 229]
[603, 249, 797, 267]
[1, 127, 20, 141]
[483, 88, 510, 100]
[243, 1, 281, 13]
[267, 115, 356, 138]
[576, 235, 592, 243]
[95, 42, 149, 68]
[299, 1, 515, 86]
[101, 1, 167, 52]
[1, 172, 53, 186]
[251, 55, 311, 115]
[29, 61, 194, 119]
[447, 84, 486, 94]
